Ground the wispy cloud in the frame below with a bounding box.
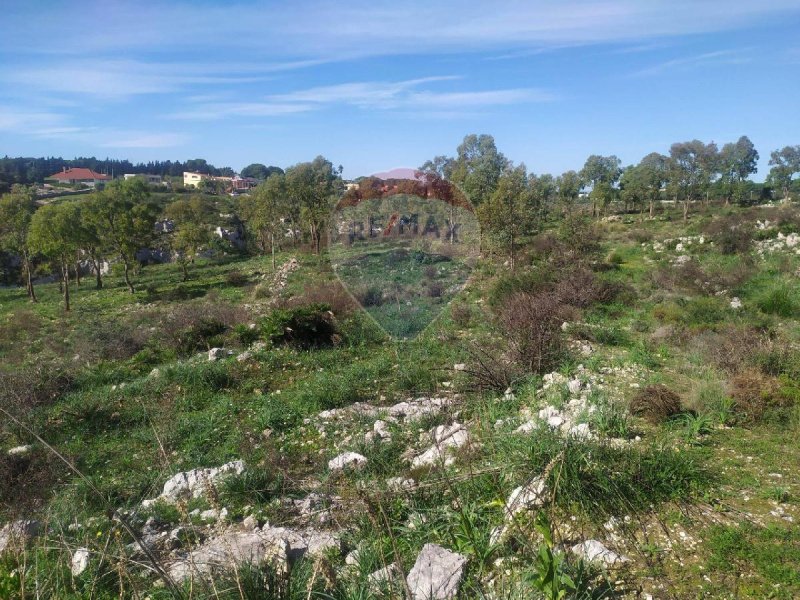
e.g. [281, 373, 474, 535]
[2, 1, 798, 61]
[632, 49, 752, 76]
[173, 77, 554, 121]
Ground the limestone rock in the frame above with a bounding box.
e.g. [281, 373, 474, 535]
[328, 452, 367, 472]
[208, 347, 225, 361]
[506, 477, 548, 517]
[570, 539, 627, 567]
[0, 520, 40, 554]
[406, 543, 467, 599]
[71, 547, 90, 576]
[143, 461, 245, 506]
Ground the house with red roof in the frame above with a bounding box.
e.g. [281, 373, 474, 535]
[47, 167, 112, 188]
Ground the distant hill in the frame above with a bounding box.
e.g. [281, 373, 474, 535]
[369, 167, 423, 180]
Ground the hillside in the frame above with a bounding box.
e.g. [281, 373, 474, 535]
[1, 202, 799, 599]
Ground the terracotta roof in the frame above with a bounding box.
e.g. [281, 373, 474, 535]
[48, 168, 111, 181]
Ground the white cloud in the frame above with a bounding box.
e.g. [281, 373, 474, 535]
[632, 49, 752, 76]
[1, 1, 797, 60]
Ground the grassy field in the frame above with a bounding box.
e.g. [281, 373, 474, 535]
[1, 202, 799, 598]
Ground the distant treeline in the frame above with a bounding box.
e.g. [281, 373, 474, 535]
[0, 156, 234, 190]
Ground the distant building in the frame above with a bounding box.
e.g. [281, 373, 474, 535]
[230, 175, 258, 192]
[124, 173, 163, 185]
[46, 167, 111, 187]
[183, 172, 211, 188]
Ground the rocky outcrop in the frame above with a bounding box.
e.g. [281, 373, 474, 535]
[142, 461, 245, 506]
[406, 543, 467, 599]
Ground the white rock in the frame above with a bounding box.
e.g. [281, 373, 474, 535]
[71, 547, 90, 576]
[7, 445, 32, 456]
[369, 563, 404, 591]
[411, 423, 470, 469]
[328, 452, 367, 472]
[568, 423, 594, 441]
[146, 461, 245, 505]
[513, 420, 538, 434]
[570, 540, 627, 567]
[730, 297, 742, 309]
[567, 379, 582, 394]
[506, 477, 547, 517]
[0, 520, 40, 554]
[406, 543, 467, 599]
[208, 347, 225, 361]
[453, 363, 466, 372]
[386, 477, 416, 492]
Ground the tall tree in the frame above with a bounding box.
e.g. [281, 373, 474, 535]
[580, 155, 621, 217]
[476, 164, 535, 271]
[28, 202, 81, 311]
[719, 136, 759, 205]
[767, 145, 800, 202]
[638, 152, 669, 217]
[418, 155, 455, 180]
[285, 156, 342, 255]
[449, 134, 509, 206]
[87, 179, 158, 293]
[240, 174, 288, 269]
[241, 164, 283, 180]
[668, 140, 717, 220]
[165, 196, 212, 281]
[0, 185, 38, 301]
[556, 170, 582, 216]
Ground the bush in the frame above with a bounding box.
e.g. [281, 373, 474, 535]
[630, 384, 683, 423]
[450, 301, 472, 328]
[705, 215, 754, 255]
[497, 291, 568, 376]
[282, 281, 358, 317]
[730, 369, 791, 425]
[262, 304, 339, 349]
[224, 269, 248, 286]
[357, 286, 383, 307]
[757, 285, 798, 317]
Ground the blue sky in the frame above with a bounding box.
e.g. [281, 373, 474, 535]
[1, 1, 799, 179]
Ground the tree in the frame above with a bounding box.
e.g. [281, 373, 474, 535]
[87, 179, 157, 293]
[241, 163, 283, 180]
[530, 173, 556, 223]
[580, 155, 621, 217]
[28, 201, 81, 311]
[638, 152, 669, 217]
[285, 156, 342, 254]
[619, 164, 647, 216]
[767, 145, 800, 202]
[241, 174, 288, 269]
[418, 155, 455, 180]
[0, 185, 38, 301]
[555, 170, 582, 216]
[667, 140, 717, 220]
[476, 164, 535, 271]
[449, 134, 509, 207]
[719, 136, 759, 205]
[165, 196, 212, 281]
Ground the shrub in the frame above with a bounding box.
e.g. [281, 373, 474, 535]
[262, 304, 339, 349]
[224, 269, 248, 286]
[629, 384, 683, 423]
[497, 291, 569, 376]
[282, 281, 358, 317]
[729, 369, 790, 425]
[0, 364, 74, 417]
[358, 285, 384, 307]
[174, 317, 226, 354]
[488, 267, 554, 308]
[426, 281, 444, 298]
[757, 285, 798, 317]
[450, 301, 473, 328]
[705, 214, 754, 255]
[557, 215, 603, 258]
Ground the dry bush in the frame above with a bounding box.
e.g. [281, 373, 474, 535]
[450, 301, 472, 328]
[73, 318, 151, 362]
[224, 269, 248, 286]
[426, 281, 444, 298]
[0, 364, 74, 418]
[0, 449, 63, 516]
[699, 325, 767, 374]
[282, 280, 358, 316]
[157, 301, 250, 354]
[704, 214, 755, 255]
[530, 232, 564, 258]
[630, 384, 683, 423]
[628, 228, 653, 244]
[466, 291, 570, 390]
[729, 369, 788, 425]
[555, 267, 634, 308]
